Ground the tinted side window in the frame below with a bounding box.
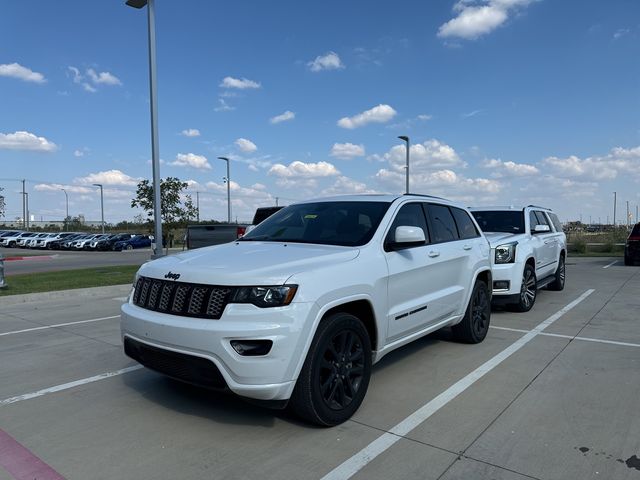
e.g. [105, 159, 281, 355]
[451, 207, 480, 240]
[385, 203, 429, 246]
[548, 213, 563, 233]
[534, 211, 550, 226]
[427, 204, 460, 243]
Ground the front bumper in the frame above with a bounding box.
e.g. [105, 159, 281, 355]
[489, 262, 523, 297]
[121, 300, 318, 401]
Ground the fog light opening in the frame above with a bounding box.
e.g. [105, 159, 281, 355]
[493, 280, 510, 290]
[230, 340, 273, 356]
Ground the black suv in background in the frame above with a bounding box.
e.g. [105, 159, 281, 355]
[624, 223, 640, 266]
[94, 233, 134, 251]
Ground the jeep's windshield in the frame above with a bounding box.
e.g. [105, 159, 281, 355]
[471, 211, 525, 234]
[240, 201, 391, 246]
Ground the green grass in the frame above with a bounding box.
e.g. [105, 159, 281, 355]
[0, 265, 138, 297]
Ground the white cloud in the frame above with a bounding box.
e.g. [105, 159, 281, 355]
[181, 128, 201, 137]
[219, 76, 261, 89]
[214, 98, 235, 112]
[74, 149, 84, 157]
[438, 0, 537, 40]
[462, 109, 483, 118]
[86, 68, 122, 85]
[379, 139, 466, 172]
[235, 138, 258, 153]
[307, 52, 345, 72]
[613, 28, 630, 40]
[68, 66, 122, 92]
[322, 176, 379, 196]
[541, 151, 627, 181]
[337, 104, 397, 129]
[170, 153, 212, 170]
[0, 131, 58, 152]
[269, 160, 340, 178]
[375, 167, 501, 201]
[0, 63, 46, 84]
[482, 158, 539, 177]
[34, 183, 92, 194]
[270, 110, 295, 124]
[75, 169, 140, 186]
[330, 143, 366, 160]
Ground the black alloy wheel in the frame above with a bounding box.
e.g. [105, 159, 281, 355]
[319, 329, 365, 411]
[289, 312, 372, 426]
[453, 280, 491, 343]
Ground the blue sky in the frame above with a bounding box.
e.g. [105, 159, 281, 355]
[1, 0, 639, 224]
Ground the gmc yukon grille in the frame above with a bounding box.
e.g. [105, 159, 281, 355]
[133, 276, 233, 319]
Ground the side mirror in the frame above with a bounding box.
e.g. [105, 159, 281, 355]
[533, 224, 551, 233]
[394, 226, 426, 245]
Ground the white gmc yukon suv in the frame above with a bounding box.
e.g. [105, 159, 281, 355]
[470, 205, 566, 312]
[121, 195, 492, 425]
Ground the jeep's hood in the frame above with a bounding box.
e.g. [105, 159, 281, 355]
[138, 241, 360, 285]
[483, 232, 527, 247]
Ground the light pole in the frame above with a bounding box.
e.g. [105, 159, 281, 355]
[398, 136, 410, 194]
[126, 0, 163, 257]
[218, 157, 231, 223]
[613, 191, 617, 227]
[24, 192, 29, 230]
[61, 188, 69, 221]
[93, 184, 105, 234]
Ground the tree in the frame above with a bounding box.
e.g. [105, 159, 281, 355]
[131, 177, 197, 226]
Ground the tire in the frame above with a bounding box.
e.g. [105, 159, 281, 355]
[452, 280, 491, 344]
[548, 254, 566, 291]
[8, 241, 15, 248]
[511, 264, 537, 312]
[126, 244, 134, 251]
[289, 312, 372, 426]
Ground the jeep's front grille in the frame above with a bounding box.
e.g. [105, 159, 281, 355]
[133, 276, 233, 319]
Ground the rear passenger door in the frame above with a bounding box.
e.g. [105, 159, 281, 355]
[422, 204, 470, 321]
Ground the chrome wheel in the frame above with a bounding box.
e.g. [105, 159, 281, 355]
[520, 267, 537, 310]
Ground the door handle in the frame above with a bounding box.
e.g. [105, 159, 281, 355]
[463, 244, 473, 250]
[428, 251, 440, 258]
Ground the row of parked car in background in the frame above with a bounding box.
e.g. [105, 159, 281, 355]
[0, 231, 152, 251]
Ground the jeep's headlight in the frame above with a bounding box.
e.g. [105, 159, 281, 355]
[231, 285, 298, 308]
[495, 243, 517, 264]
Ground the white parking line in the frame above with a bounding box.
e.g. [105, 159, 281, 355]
[0, 365, 143, 407]
[0, 315, 120, 337]
[320, 289, 595, 480]
[491, 325, 640, 348]
[603, 260, 617, 269]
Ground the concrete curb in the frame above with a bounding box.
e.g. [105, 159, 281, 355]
[0, 284, 132, 306]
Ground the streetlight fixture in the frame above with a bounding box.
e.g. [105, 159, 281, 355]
[93, 184, 105, 234]
[218, 157, 231, 223]
[61, 188, 69, 221]
[126, 0, 163, 257]
[398, 136, 410, 194]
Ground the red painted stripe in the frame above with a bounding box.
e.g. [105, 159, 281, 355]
[3, 255, 55, 262]
[0, 429, 66, 480]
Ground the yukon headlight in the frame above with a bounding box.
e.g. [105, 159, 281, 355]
[231, 285, 298, 308]
[495, 243, 517, 264]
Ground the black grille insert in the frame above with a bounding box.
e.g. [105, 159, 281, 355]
[133, 276, 233, 319]
[124, 338, 227, 389]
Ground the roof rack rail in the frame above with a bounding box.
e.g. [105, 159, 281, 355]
[403, 193, 445, 200]
[526, 204, 550, 210]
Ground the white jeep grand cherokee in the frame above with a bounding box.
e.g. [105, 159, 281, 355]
[121, 194, 492, 425]
[470, 205, 567, 312]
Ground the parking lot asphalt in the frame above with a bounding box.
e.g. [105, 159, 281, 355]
[0, 257, 639, 480]
[2, 247, 170, 275]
